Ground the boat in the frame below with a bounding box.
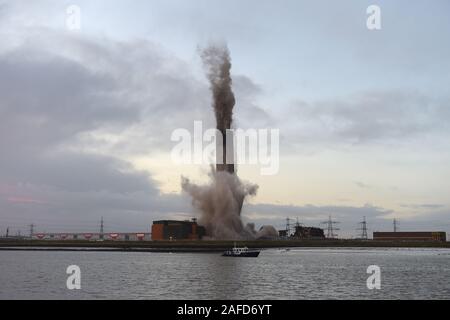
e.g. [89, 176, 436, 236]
[222, 243, 261, 257]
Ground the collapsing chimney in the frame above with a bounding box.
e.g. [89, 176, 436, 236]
[200, 45, 236, 175]
[216, 129, 235, 174]
[181, 44, 277, 240]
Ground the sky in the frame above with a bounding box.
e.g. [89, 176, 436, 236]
[0, 0, 449, 237]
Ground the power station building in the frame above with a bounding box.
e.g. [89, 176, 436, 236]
[293, 226, 325, 239]
[278, 226, 325, 239]
[151, 219, 206, 241]
[373, 232, 447, 242]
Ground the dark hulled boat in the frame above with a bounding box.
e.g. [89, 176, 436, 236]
[222, 244, 261, 257]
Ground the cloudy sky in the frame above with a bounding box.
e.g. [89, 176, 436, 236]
[1, 0, 449, 237]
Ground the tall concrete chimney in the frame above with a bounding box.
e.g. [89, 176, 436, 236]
[216, 129, 235, 174]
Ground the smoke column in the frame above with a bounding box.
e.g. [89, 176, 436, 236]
[201, 45, 235, 174]
[181, 44, 277, 240]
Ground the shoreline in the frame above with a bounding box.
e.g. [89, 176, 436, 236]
[0, 239, 449, 253]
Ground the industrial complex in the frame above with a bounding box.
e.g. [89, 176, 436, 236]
[21, 219, 205, 242]
[151, 219, 206, 241]
[279, 225, 325, 240]
[1, 217, 447, 243]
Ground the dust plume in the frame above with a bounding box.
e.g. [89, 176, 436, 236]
[181, 44, 277, 240]
[182, 168, 259, 239]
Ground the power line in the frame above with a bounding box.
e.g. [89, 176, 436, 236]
[100, 217, 104, 239]
[285, 217, 292, 238]
[357, 216, 368, 240]
[321, 215, 340, 239]
[295, 217, 303, 228]
[393, 218, 399, 232]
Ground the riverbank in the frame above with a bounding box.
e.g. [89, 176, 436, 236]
[0, 239, 449, 252]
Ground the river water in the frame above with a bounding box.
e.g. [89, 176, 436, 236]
[1, 247, 449, 299]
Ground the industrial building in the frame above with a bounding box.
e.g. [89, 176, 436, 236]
[151, 219, 206, 241]
[31, 232, 151, 241]
[293, 226, 325, 239]
[27, 218, 206, 241]
[278, 225, 325, 240]
[278, 230, 288, 238]
[373, 232, 447, 242]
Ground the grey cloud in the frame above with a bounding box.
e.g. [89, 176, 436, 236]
[354, 181, 371, 189]
[400, 204, 446, 210]
[0, 48, 137, 150]
[284, 90, 450, 149]
[233, 75, 275, 128]
[1, 152, 158, 194]
[0, 30, 207, 230]
[0, 30, 220, 157]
